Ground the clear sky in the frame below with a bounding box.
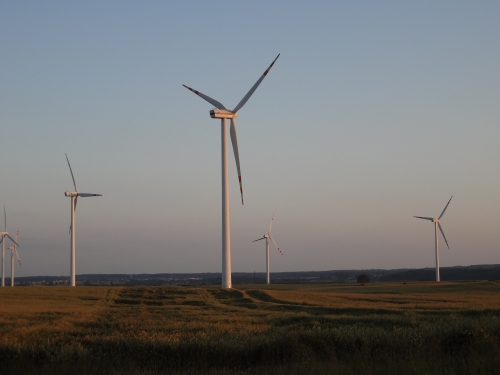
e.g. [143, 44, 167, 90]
[1, 1, 499, 277]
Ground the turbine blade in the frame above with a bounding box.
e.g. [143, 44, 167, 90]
[13, 229, 21, 266]
[438, 195, 453, 220]
[13, 229, 19, 253]
[252, 237, 266, 242]
[65, 154, 78, 192]
[229, 118, 243, 205]
[269, 236, 283, 255]
[413, 216, 434, 221]
[232, 54, 280, 113]
[77, 193, 103, 197]
[7, 234, 19, 247]
[438, 222, 450, 250]
[268, 213, 275, 235]
[4, 206, 6, 232]
[182, 85, 226, 110]
[15, 248, 21, 267]
[0, 236, 3, 246]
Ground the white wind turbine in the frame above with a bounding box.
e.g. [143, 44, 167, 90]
[0, 207, 20, 287]
[253, 213, 283, 284]
[414, 196, 453, 282]
[8, 229, 21, 287]
[65, 154, 102, 287]
[183, 54, 280, 289]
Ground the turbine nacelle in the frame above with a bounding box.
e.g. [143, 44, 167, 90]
[210, 110, 237, 119]
[65, 192, 102, 197]
[433, 218, 439, 223]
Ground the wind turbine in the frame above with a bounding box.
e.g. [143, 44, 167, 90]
[64, 154, 102, 287]
[253, 213, 283, 284]
[414, 196, 453, 282]
[0, 207, 20, 287]
[8, 229, 21, 287]
[183, 54, 280, 289]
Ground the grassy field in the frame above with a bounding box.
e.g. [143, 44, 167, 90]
[1, 282, 499, 374]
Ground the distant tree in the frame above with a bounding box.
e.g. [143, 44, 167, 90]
[357, 274, 370, 283]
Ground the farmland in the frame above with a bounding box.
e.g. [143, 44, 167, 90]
[1, 282, 499, 374]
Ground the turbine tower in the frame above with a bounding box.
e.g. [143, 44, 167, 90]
[253, 213, 283, 284]
[65, 154, 102, 287]
[8, 229, 21, 287]
[183, 54, 280, 289]
[414, 196, 453, 282]
[0, 207, 20, 287]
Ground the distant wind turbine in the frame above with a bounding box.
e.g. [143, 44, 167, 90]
[8, 229, 21, 287]
[414, 196, 453, 282]
[183, 54, 280, 289]
[65, 154, 102, 287]
[0, 207, 20, 287]
[253, 213, 283, 284]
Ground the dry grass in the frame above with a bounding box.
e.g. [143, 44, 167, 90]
[0, 282, 499, 374]
[255, 281, 500, 311]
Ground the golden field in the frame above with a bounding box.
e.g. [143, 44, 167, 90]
[1, 282, 499, 374]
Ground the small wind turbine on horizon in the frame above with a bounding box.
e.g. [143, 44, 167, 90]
[414, 196, 453, 282]
[65, 154, 102, 287]
[253, 213, 283, 284]
[8, 229, 21, 287]
[183, 54, 280, 289]
[0, 206, 20, 287]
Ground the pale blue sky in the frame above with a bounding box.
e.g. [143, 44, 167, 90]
[1, 1, 499, 277]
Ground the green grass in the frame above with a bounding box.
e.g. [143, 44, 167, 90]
[1, 282, 499, 374]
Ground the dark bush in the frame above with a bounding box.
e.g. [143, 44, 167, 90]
[357, 274, 370, 283]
